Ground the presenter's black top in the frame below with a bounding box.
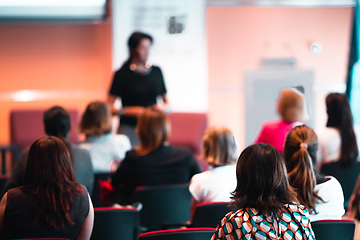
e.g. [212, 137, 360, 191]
[111, 144, 202, 205]
[109, 63, 167, 126]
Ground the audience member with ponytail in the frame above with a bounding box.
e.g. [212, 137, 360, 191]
[284, 125, 345, 222]
[317, 93, 360, 167]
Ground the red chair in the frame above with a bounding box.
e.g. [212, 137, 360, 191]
[10, 109, 80, 151]
[137, 228, 216, 240]
[191, 202, 233, 228]
[168, 112, 208, 156]
[15, 239, 69, 240]
[91, 207, 141, 240]
[311, 219, 355, 240]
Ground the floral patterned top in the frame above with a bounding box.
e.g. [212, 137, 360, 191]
[211, 203, 315, 240]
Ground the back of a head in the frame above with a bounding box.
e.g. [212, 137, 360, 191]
[202, 126, 237, 167]
[43, 106, 71, 139]
[232, 143, 295, 216]
[277, 88, 309, 122]
[283, 125, 320, 213]
[136, 107, 170, 155]
[326, 93, 358, 166]
[79, 101, 112, 137]
[23, 136, 81, 228]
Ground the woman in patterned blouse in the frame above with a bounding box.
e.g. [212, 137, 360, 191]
[212, 143, 315, 240]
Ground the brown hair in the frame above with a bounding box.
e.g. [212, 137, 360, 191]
[22, 136, 82, 228]
[79, 101, 112, 137]
[350, 187, 360, 221]
[277, 88, 309, 122]
[202, 126, 237, 167]
[283, 125, 323, 214]
[136, 107, 170, 155]
[232, 143, 297, 217]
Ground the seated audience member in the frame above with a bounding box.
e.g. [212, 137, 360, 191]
[284, 125, 345, 222]
[344, 184, 360, 239]
[189, 127, 237, 213]
[111, 107, 202, 205]
[2, 106, 94, 195]
[317, 93, 360, 168]
[0, 136, 94, 239]
[254, 87, 309, 154]
[79, 101, 131, 173]
[212, 143, 315, 240]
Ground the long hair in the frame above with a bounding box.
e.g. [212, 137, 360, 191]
[232, 143, 297, 217]
[283, 125, 323, 214]
[326, 93, 358, 166]
[79, 101, 112, 137]
[135, 107, 170, 155]
[202, 126, 237, 167]
[21, 136, 82, 228]
[351, 187, 360, 221]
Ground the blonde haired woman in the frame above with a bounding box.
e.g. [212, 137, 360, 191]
[254, 87, 309, 154]
[111, 107, 201, 205]
[79, 101, 131, 173]
[189, 127, 238, 214]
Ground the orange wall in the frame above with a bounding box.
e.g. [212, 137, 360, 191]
[207, 7, 353, 150]
[0, 22, 113, 144]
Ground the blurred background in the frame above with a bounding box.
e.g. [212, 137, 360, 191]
[0, 0, 356, 152]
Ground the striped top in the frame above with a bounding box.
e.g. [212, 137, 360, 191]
[212, 203, 315, 240]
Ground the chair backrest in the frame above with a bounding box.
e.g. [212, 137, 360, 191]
[168, 112, 208, 156]
[10, 109, 80, 151]
[321, 161, 360, 206]
[311, 219, 355, 240]
[91, 172, 113, 207]
[133, 184, 192, 231]
[91, 207, 140, 240]
[191, 202, 233, 228]
[137, 228, 216, 240]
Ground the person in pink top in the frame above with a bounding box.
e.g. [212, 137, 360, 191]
[254, 87, 309, 154]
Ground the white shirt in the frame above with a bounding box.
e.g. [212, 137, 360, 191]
[189, 164, 237, 203]
[316, 126, 360, 167]
[310, 176, 345, 222]
[79, 133, 131, 173]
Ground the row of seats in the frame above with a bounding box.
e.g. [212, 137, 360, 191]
[91, 207, 355, 240]
[8, 220, 357, 240]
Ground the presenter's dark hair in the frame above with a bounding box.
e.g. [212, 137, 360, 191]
[326, 93, 358, 166]
[231, 143, 296, 217]
[22, 136, 82, 228]
[43, 106, 71, 139]
[284, 125, 323, 214]
[127, 31, 153, 61]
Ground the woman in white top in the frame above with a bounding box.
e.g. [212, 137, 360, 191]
[79, 101, 131, 173]
[284, 125, 345, 222]
[189, 127, 238, 215]
[317, 93, 359, 168]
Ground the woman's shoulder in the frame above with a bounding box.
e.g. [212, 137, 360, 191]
[6, 187, 27, 199]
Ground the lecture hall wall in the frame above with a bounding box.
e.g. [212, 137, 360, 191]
[0, 5, 353, 153]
